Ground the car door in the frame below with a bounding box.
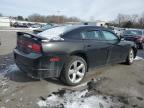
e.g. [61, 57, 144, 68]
[101, 30, 128, 64]
[82, 29, 111, 69]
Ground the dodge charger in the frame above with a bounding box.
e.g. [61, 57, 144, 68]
[14, 25, 137, 85]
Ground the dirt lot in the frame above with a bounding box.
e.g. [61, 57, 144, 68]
[0, 30, 144, 108]
[0, 30, 32, 55]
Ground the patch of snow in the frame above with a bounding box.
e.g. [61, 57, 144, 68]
[0, 64, 19, 93]
[38, 26, 66, 40]
[37, 100, 47, 107]
[65, 96, 112, 108]
[0, 64, 19, 76]
[74, 78, 99, 89]
[1, 81, 7, 86]
[134, 56, 144, 61]
[37, 89, 122, 108]
[41, 94, 63, 107]
[0, 76, 9, 90]
[7, 64, 19, 72]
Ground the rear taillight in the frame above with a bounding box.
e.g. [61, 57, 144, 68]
[31, 43, 41, 53]
[17, 40, 41, 53]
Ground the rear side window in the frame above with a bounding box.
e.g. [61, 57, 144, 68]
[63, 30, 83, 40]
[81, 30, 101, 40]
[102, 31, 118, 41]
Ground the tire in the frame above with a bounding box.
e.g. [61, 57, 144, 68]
[60, 56, 87, 86]
[125, 48, 134, 65]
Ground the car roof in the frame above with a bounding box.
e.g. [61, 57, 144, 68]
[57, 25, 108, 32]
[37, 25, 113, 40]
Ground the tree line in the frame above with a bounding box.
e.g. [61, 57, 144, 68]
[1, 12, 144, 28]
[11, 14, 80, 24]
[112, 12, 144, 28]
[13, 12, 144, 28]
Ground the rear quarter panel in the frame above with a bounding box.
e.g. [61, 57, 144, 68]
[42, 40, 85, 58]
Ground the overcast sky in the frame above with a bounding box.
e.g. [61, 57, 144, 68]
[0, 0, 144, 21]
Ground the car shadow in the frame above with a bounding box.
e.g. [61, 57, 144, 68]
[3, 64, 65, 85]
[6, 69, 39, 83]
[44, 78, 66, 86]
[6, 66, 65, 85]
[137, 49, 144, 59]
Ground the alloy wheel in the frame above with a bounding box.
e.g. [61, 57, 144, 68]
[129, 49, 134, 63]
[68, 60, 86, 84]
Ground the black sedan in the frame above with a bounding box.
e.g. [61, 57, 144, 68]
[14, 25, 137, 85]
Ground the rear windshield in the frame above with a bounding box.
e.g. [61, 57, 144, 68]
[124, 30, 142, 36]
[38, 25, 79, 40]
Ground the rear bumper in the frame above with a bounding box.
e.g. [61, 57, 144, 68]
[14, 49, 63, 79]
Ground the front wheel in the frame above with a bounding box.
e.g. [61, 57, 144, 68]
[125, 48, 134, 65]
[60, 56, 87, 86]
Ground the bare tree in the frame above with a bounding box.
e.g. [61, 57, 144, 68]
[17, 16, 24, 21]
[113, 12, 144, 28]
[28, 14, 47, 22]
[131, 14, 138, 23]
[28, 14, 80, 23]
[138, 12, 144, 28]
[115, 14, 134, 26]
[116, 14, 126, 27]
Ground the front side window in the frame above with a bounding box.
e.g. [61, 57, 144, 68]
[81, 30, 101, 40]
[102, 31, 118, 41]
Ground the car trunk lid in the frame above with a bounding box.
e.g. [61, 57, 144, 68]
[16, 32, 47, 54]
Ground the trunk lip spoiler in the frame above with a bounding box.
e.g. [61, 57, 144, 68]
[17, 32, 48, 41]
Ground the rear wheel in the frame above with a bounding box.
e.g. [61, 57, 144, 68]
[60, 56, 87, 86]
[125, 48, 134, 65]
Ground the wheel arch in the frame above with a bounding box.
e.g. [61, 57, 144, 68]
[70, 51, 89, 72]
[131, 46, 137, 58]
